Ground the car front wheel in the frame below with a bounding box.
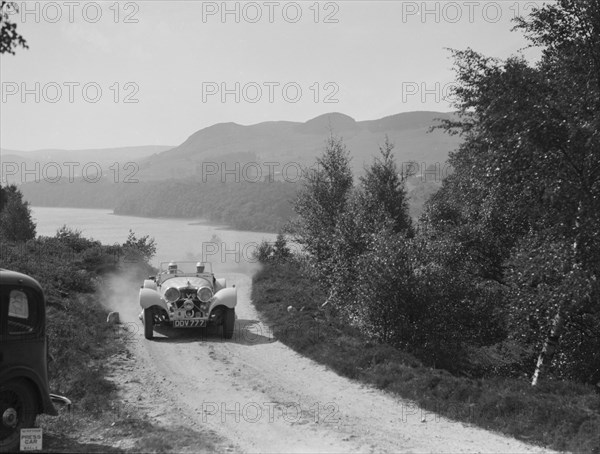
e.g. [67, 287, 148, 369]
[223, 308, 235, 340]
[0, 380, 37, 452]
[143, 308, 154, 340]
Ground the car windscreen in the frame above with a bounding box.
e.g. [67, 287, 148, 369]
[159, 262, 213, 274]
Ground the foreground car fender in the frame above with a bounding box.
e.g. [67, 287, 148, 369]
[139, 288, 167, 311]
[0, 366, 57, 417]
[210, 287, 237, 310]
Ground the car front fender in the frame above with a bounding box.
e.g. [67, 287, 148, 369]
[143, 279, 157, 290]
[210, 287, 237, 310]
[139, 288, 167, 311]
[215, 278, 226, 292]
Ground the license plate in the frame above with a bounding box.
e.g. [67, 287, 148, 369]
[173, 319, 205, 328]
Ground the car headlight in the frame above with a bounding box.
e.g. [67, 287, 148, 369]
[164, 287, 180, 302]
[197, 286, 213, 303]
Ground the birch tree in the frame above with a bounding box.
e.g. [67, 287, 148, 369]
[434, 0, 600, 384]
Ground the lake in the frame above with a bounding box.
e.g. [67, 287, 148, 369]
[30, 207, 277, 272]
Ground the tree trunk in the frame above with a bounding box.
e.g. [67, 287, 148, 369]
[531, 311, 565, 386]
[531, 202, 583, 386]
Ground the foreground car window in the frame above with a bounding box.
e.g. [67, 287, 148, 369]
[9, 290, 29, 318]
[8, 289, 36, 334]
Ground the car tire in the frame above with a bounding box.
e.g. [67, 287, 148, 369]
[223, 308, 235, 340]
[0, 380, 38, 452]
[143, 308, 154, 340]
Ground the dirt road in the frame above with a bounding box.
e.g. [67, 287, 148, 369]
[116, 273, 553, 453]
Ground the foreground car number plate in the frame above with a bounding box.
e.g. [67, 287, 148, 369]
[173, 319, 205, 328]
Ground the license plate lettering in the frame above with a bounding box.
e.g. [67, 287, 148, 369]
[173, 319, 205, 328]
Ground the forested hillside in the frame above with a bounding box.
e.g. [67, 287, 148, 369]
[20, 178, 298, 232]
[112, 179, 297, 232]
[20, 165, 441, 231]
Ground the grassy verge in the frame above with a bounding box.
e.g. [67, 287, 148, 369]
[251, 260, 600, 453]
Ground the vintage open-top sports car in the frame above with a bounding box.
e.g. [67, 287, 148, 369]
[139, 261, 237, 340]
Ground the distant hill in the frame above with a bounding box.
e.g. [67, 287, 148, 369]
[136, 111, 460, 181]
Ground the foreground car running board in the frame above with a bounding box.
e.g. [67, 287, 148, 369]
[50, 393, 72, 411]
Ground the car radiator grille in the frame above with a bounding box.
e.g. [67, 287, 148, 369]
[174, 298, 200, 309]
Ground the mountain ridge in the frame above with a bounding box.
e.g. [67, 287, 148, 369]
[138, 111, 460, 180]
[4, 111, 460, 185]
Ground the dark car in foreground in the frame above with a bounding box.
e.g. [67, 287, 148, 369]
[0, 269, 70, 452]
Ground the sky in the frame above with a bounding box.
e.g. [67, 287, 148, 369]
[0, 0, 547, 151]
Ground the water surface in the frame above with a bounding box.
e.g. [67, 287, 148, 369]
[30, 207, 276, 271]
